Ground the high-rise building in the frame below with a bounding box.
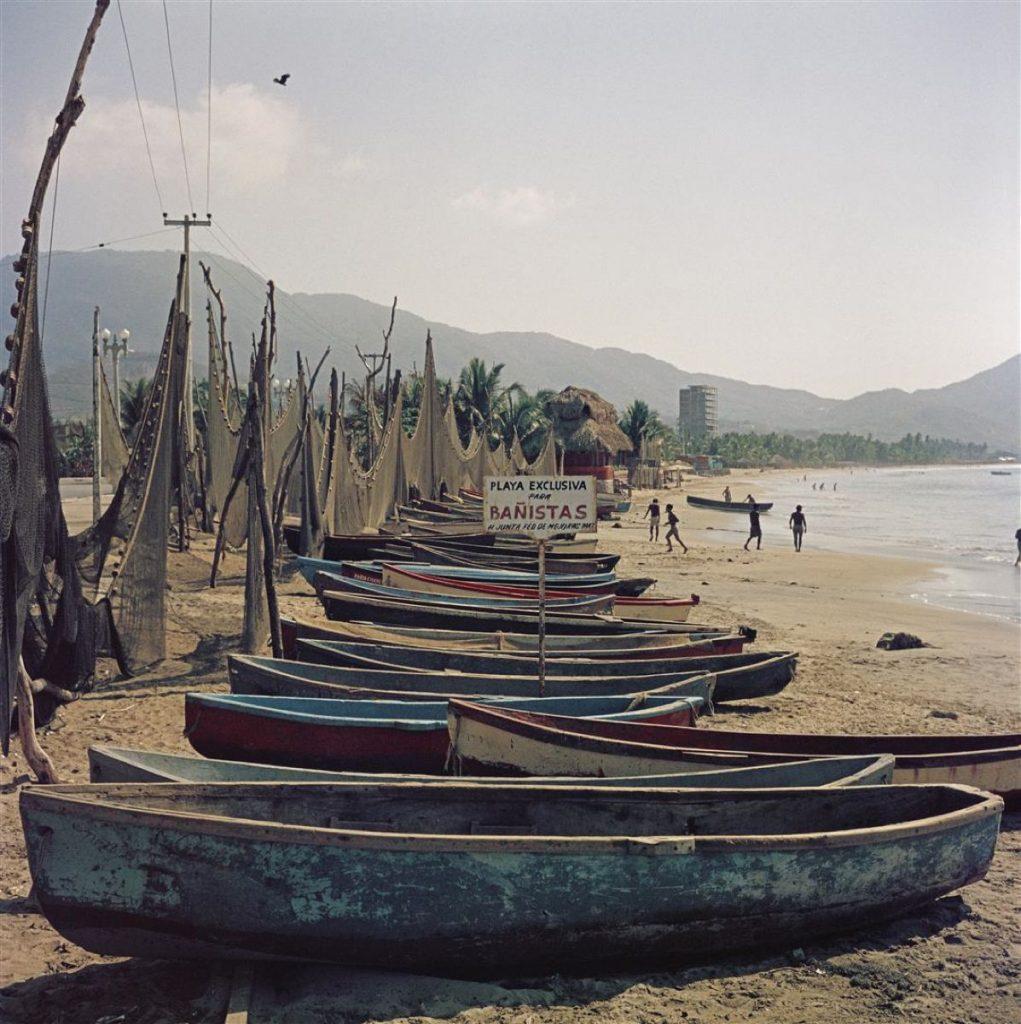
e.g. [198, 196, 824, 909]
[678, 385, 718, 449]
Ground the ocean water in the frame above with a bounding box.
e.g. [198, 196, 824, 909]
[726, 465, 1021, 623]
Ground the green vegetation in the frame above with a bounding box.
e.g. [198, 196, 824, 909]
[706, 431, 990, 467]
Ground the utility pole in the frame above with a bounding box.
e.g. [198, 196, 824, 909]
[164, 213, 212, 451]
[91, 307, 102, 524]
[101, 327, 131, 430]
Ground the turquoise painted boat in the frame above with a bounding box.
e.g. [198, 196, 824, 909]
[88, 744, 895, 788]
[21, 782, 1001, 974]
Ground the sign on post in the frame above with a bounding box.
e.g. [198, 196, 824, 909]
[482, 476, 597, 534]
[483, 476, 597, 695]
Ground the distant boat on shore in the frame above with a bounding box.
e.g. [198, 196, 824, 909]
[686, 496, 773, 513]
[990, 470, 1014, 476]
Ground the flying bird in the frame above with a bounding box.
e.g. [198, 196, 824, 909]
[273, 73, 290, 86]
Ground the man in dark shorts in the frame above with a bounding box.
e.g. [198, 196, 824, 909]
[644, 497, 661, 541]
[664, 503, 688, 553]
[1015, 527, 1020, 567]
[743, 497, 762, 551]
[789, 505, 806, 551]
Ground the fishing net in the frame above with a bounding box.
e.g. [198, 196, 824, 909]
[99, 361, 129, 484]
[77, 257, 188, 673]
[205, 353, 247, 548]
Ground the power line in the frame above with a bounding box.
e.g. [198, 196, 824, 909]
[211, 220, 339, 346]
[205, 0, 213, 215]
[40, 154, 61, 343]
[116, 0, 166, 216]
[161, 0, 196, 213]
[84, 227, 180, 251]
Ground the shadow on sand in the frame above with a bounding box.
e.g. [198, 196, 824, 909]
[0, 895, 974, 1023]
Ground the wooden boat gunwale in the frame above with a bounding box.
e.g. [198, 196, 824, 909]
[20, 781, 1002, 856]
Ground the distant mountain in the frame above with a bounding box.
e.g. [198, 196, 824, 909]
[8, 249, 1019, 451]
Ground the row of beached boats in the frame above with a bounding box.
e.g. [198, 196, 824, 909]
[19, 518, 1018, 978]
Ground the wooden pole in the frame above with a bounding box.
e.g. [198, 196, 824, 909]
[537, 537, 547, 696]
[91, 306, 101, 524]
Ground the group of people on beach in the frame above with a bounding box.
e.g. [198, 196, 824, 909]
[643, 491, 808, 553]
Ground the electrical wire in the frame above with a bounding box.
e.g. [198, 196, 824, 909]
[210, 221, 339, 346]
[116, 0, 166, 215]
[40, 154, 61, 343]
[161, 0, 196, 213]
[205, 0, 213, 215]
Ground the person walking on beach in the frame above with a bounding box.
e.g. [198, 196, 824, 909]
[644, 497, 661, 542]
[722, 485, 732, 503]
[743, 499, 762, 551]
[664, 503, 688, 553]
[789, 505, 807, 552]
[1015, 527, 1021, 567]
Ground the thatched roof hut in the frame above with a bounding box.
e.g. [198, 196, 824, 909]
[544, 387, 633, 456]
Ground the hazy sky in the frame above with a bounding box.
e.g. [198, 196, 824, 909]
[2, 0, 1017, 398]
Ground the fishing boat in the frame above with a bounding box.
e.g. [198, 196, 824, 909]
[379, 565, 699, 621]
[450, 702, 1021, 804]
[227, 653, 717, 703]
[315, 572, 615, 614]
[280, 617, 733, 660]
[320, 557, 624, 592]
[22, 781, 1001, 972]
[296, 634, 757, 675]
[407, 540, 620, 575]
[318, 590, 723, 635]
[686, 496, 773, 513]
[89, 744, 895, 789]
[183, 693, 705, 774]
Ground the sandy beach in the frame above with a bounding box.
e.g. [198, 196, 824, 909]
[2, 470, 1019, 1023]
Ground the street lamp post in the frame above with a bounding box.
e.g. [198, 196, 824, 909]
[101, 327, 131, 430]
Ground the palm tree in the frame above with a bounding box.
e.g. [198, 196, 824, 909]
[454, 358, 522, 445]
[619, 399, 671, 454]
[120, 379, 151, 445]
[496, 392, 550, 459]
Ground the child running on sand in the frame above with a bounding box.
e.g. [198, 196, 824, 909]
[644, 497, 661, 541]
[664, 504, 688, 553]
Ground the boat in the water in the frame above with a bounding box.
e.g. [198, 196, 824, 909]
[686, 496, 773, 513]
[88, 744, 895, 789]
[183, 693, 704, 773]
[449, 701, 1021, 804]
[21, 781, 1001, 973]
[227, 654, 718, 703]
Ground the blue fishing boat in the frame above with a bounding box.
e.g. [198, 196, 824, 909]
[22, 782, 1001, 973]
[88, 744, 895, 788]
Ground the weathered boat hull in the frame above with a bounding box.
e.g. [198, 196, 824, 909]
[88, 744, 895, 788]
[452, 703, 1021, 804]
[280, 616, 732, 660]
[296, 640, 780, 682]
[183, 693, 704, 774]
[227, 654, 717, 704]
[22, 782, 1001, 974]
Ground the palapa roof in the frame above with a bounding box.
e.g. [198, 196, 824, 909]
[544, 386, 634, 455]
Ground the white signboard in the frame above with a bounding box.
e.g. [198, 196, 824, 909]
[483, 476, 596, 535]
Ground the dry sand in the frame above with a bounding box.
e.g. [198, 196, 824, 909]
[2, 472, 1019, 1023]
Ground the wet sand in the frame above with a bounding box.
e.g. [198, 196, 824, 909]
[2, 475, 1019, 1022]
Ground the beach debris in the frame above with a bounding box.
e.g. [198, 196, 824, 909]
[930, 710, 959, 721]
[876, 632, 928, 651]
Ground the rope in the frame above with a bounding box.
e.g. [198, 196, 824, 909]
[205, 0, 213, 214]
[116, 0, 166, 215]
[40, 154, 61, 344]
[161, 0, 195, 213]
